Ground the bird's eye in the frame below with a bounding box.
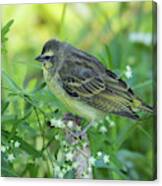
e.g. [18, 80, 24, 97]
[44, 56, 51, 60]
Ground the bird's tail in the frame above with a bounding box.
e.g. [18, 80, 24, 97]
[140, 102, 154, 113]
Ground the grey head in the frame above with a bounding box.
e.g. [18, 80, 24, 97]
[35, 39, 62, 64]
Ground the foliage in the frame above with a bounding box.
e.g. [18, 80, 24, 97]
[1, 1, 156, 180]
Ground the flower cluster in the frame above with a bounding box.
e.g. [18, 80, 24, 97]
[105, 116, 115, 127]
[52, 128, 88, 178]
[50, 118, 65, 128]
[125, 65, 132, 79]
[93, 116, 116, 135]
[1, 140, 21, 162]
[79, 151, 111, 178]
[89, 151, 110, 166]
[49, 117, 111, 179]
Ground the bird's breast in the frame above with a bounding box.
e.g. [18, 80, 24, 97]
[43, 68, 104, 121]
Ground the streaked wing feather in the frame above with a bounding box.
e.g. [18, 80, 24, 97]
[59, 52, 137, 119]
[61, 74, 105, 98]
[105, 69, 134, 98]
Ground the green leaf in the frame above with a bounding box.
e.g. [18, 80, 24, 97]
[95, 159, 108, 168]
[32, 81, 46, 93]
[2, 19, 14, 36]
[1, 153, 17, 177]
[1, 100, 10, 114]
[2, 130, 42, 158]
[2, 70, 21, 92]
[109, 162, 128, 179]
[114, 122, 138, 149]
[16, 137, 42, 158]
[1, 167, 17, 177]
[1, 19, 14, 43]
[104, 45, 113, 68]
[94, 159, 128, 179]
[117, 149, 144, 161]
[27, 163, 39, 178]
[2, 114, 17, 124]
[64, 169, 75, 179]
[1, 19, 14, 54]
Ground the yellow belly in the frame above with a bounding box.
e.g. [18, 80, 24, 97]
[43, 68, 103, 121]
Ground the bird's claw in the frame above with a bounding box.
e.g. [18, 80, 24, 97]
[69, 130, 86, 138]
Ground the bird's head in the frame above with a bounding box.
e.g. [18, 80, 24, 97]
[35, 39, 61, 70]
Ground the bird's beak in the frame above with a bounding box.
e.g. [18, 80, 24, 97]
[35, 55, 44, 62]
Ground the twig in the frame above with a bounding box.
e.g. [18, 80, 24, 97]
[33, 107, 46, 149]
[64, 118, 92, 179]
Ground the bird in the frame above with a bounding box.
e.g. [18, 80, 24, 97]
[35, 39, 153, 135]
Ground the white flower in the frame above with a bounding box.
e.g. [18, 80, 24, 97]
[93, 122, 99, 129]
[97, 151, 103, 157]
[65, 151, 73, 161]
[63, 163, 70, 169]
[55, 165, 61, 173]
[1, 146, 6, 153]
[54, 165, 63, 178]
[72, 162, 79, 169]
[105, 116, 115, 127]
[99, 126, 107, 134]
[7, 154, 15, 161]
[82, 142, 88, 148]
[58, 171, 64, 178]
[109, 121, 115, 127]
[76, 125, 81, 131]
[83, 173, 90, 178]
[88, 166, 92, 173]
[129, 32, 152, 45]
[67, 120, 73, 128]
[62, 140, 67, 146]
[64, 147, 69, 152]
[103, 154, 110, 164]
[105, 116, 110, 122]
[82, 171, 90, 178]
[55, 134, 60, 140]
[50, 118, 65, 128]
[89, 156, 96, 166]
[125, 65, 132, 79]
[62, 164, 72, 174]
[14, 141, 20, 148]
[76, 146, 81, 150]
[62, 168, 67, 174]
[65, 164, 72, 172]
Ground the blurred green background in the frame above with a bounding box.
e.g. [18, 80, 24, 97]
[1, 1, 156, 180]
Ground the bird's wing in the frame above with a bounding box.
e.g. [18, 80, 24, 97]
[58, 56, 139, 120]
[59, 59, 105, 98]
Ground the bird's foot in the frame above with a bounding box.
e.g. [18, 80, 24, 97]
[63, 113, 82, 126]
[63, 113, 95, 138]
[69, 121, 95, 138]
